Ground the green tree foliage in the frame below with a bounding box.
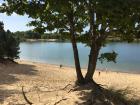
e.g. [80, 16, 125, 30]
[0, 21, 20, 61]
[0, 0, 140, 84]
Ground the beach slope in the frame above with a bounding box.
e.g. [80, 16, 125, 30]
[0, 60, 140, 105]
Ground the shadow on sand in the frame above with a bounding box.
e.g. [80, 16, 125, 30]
[74, 84, 140, 105]
[0, 62, 38, 104]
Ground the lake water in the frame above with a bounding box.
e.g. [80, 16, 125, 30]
[19, 42, 140, 73]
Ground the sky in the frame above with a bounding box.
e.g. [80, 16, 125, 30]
[0, 13, 34, 32]
[0, 0, 33, 32]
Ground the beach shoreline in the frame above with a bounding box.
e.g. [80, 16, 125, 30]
[17, 59, 140, 75]
[0, 60, 140, 104]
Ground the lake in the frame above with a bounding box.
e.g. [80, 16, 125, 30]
[19, 42, 140, 73]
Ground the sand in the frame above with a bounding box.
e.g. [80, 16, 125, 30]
[0, 60, 140, 105]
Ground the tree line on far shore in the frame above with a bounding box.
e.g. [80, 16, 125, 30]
[13, 30, 140, 42]
[14, 30, 70, 41]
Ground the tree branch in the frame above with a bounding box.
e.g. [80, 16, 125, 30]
[22, 86, 33, 105]
[54, 98, 68, 105]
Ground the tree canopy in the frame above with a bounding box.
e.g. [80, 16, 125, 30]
[0, 0, 140, 84]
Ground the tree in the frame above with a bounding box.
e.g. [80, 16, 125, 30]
[5, 30, 20, 60]
[0, 22, 5, 59]
[0, 21, 20, 61]
[80, 0, 140, 82]
[1, 0, 139, 85]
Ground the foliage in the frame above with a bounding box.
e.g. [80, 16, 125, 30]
[1, 0, 140, 83]
[0, 21, 19, 60]
[98, 51, 118, 63]
[1, 0, 139, 53]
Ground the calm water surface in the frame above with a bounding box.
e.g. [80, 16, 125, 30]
[19, 42, 140, 73]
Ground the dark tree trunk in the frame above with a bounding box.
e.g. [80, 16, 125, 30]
[68, 13, 85, 84]
[84, 0, 108, 85]
[84, 4, 101, 83]
[71, 36, 85, 84]
[85, 42, 100, 83]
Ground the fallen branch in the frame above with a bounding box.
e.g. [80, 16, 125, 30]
[54, 98, 68, 105]
[38, 84, 73, 93]
[22, 86, 33, 105]
[60, 84, 72, 90]
[68, 86, 79, 93]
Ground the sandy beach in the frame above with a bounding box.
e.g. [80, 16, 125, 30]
[0, 60, 140, 105]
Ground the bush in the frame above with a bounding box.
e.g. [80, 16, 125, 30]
[0, 22, 20, 61]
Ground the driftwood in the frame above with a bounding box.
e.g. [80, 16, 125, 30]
[54, 98, 68, 105]
[22, 86, 33, 105]
[60, 84, 72, 90]
[38, 84, 72, 93]
[21, 84, 72, 105]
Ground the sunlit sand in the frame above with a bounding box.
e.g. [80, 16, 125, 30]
[0, 60, 140, 105]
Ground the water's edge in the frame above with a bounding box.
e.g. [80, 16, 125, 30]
[19, 42, 140, 73]
[18, 58, 140, 75]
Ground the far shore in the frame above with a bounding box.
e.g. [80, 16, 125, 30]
[23, 39, 68, 42]
[22, 38, 140, 43]
[0, 59, 140, 104]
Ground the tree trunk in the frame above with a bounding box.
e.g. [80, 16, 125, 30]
[85, 42, 100, 83]
[71, 37, 85, 84]
[84, 4, 101, 83]
[68, 13, 85, 84]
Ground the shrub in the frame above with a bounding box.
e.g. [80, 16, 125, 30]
[0, 21, 20, 61]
